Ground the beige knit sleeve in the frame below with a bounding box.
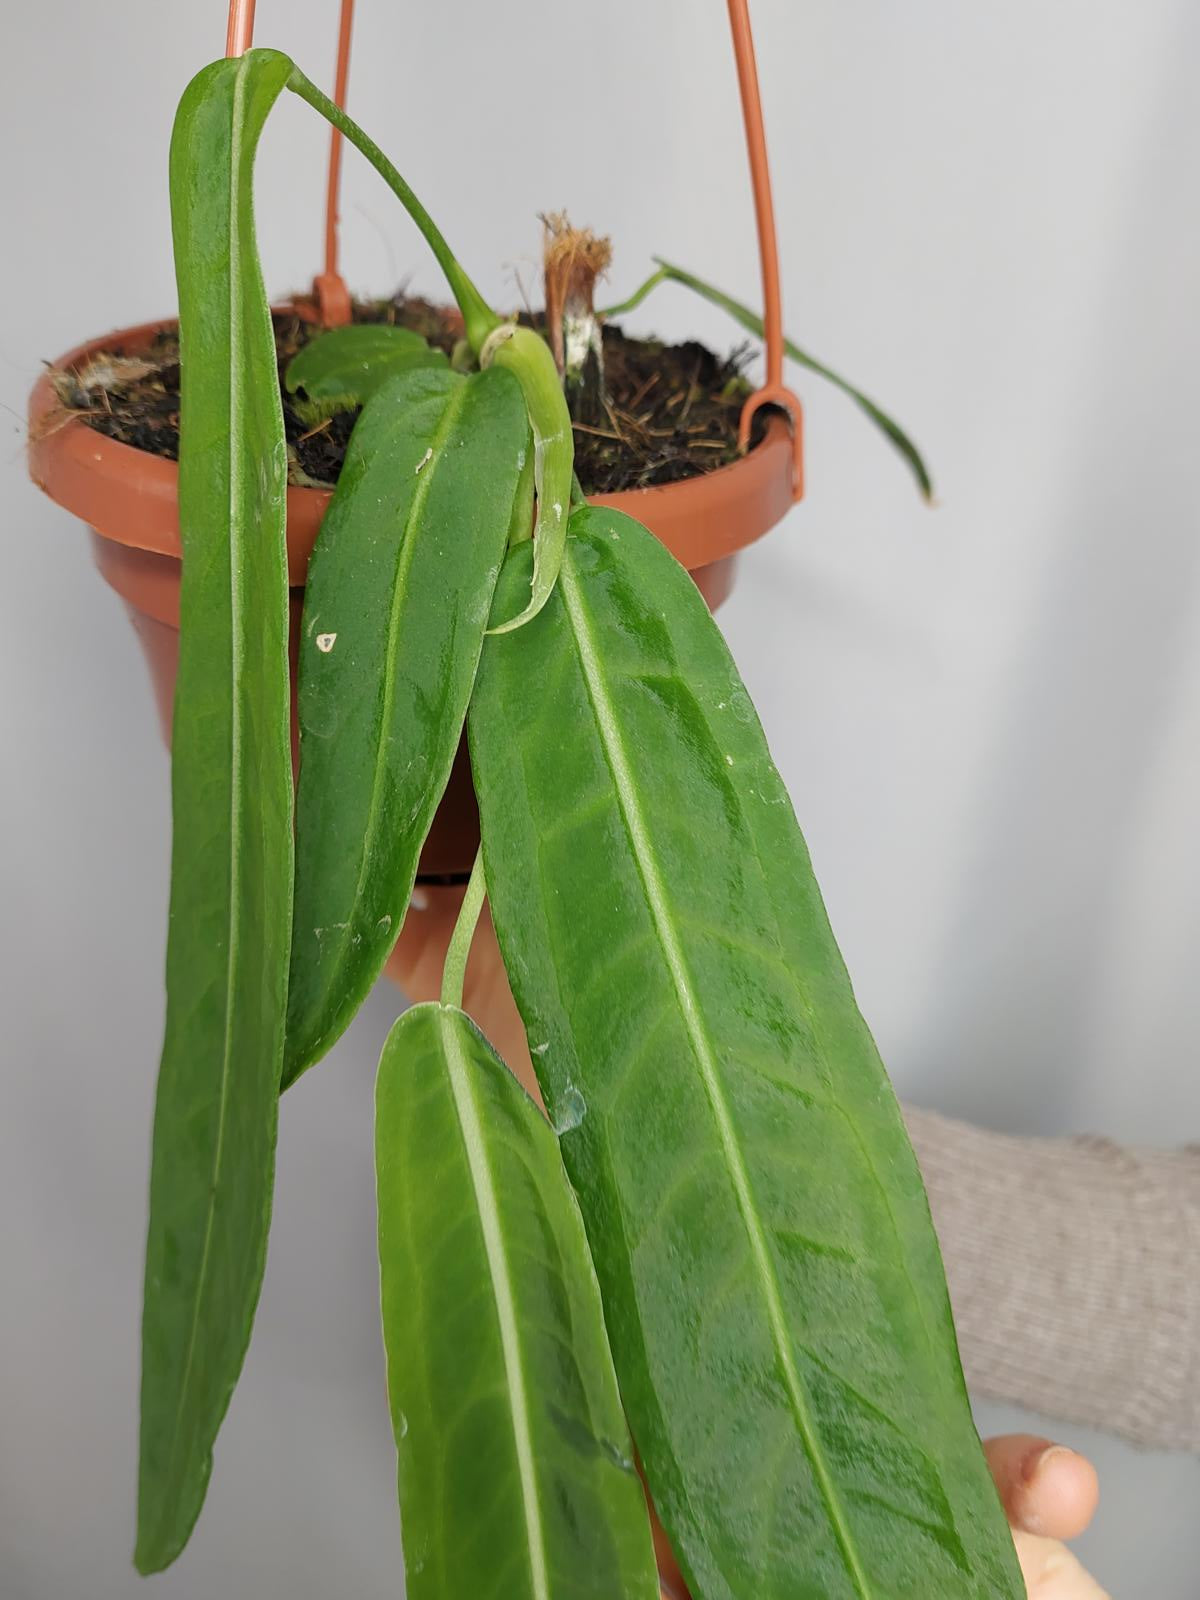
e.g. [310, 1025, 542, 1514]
[904, 1106, 1200, 1453]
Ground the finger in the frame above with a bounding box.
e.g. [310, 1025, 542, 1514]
[984, 1435, 1100, 1541]
[1012, 1529, 1112, 1598]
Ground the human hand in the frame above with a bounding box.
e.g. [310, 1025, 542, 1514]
[650, 1435, 1107, 1599]
[985, 1434, 1108, 1598]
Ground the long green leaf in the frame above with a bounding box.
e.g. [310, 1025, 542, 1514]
[283, 365, 527, 1084]
[470, 510, 1022, 1598]
[602, 259, 934, 501]
[284, 323, 448, 419]
[376, 1002, 660, 1600]
[137, 49, 293, 1575]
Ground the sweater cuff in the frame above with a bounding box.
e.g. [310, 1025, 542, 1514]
[904, 1106, 1200, 1454]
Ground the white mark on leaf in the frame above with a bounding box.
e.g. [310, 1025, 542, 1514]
[316, 632, 337, 653]
[415, 447, 433, 474]
[729, 688, 754, 722]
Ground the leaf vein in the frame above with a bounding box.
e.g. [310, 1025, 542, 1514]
[559, 545, 872, 1597]
[437, 1008, 550, 1600]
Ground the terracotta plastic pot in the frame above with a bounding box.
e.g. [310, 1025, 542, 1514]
[29, 309, 799, 875]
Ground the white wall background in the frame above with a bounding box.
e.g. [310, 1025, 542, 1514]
[3, 1, 1197, 1593]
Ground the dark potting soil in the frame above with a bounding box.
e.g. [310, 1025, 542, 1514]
[49, 295, 766, 494]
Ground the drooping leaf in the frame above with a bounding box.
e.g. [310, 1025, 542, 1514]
[284, 323, 448, 420]
[376, 1002, 660, 1600]
[137, 48, 293, 1575]
[470, 510, 1023, 1599]
[283, 365, 527, 1084]
[602, 259, 934, 501]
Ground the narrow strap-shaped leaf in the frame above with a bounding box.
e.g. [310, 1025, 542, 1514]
[284, 364, 527, 1084]
[602, 258, 934, 502]
[284, 323, 448, 418]
[137, 48, 293, 1575]
[470, 510, 1023, 1598]
[376, 1002, 660, 1600]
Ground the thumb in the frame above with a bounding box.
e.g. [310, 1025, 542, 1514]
[983, 1434, 1099, 1541]
[1012, 1530, 1112, 1599]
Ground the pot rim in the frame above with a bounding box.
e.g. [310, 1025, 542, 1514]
[29, 305, 801, 578]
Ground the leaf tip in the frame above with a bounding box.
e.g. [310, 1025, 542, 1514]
[486, 577, 555, 636]
[132, 1520, 178, 1578]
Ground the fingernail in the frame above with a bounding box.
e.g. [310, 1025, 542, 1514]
[1024, 1444, 1075, 1485]
[410, 889, 429, 911]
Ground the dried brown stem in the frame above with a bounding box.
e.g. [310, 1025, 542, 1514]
[541, 211, 613, 425]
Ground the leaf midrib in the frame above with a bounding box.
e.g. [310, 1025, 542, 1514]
[558, 543, 872, 1597]
[153, 52, 253, 1543]
[437, 1007, 550, 1600]
[312, 380, 472, 1018]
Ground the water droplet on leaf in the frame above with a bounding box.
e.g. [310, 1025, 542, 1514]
[552, 1084, 587, 1136]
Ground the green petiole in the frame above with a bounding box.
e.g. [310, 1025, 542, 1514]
[287, 66, 499, 355]
[441, 850, 488, 1010]
[289, 63, 573, 622]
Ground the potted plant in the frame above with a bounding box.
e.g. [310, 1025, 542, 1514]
[28, 4, 1022, 1596]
